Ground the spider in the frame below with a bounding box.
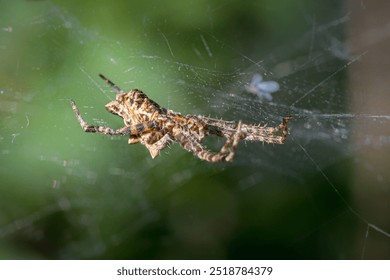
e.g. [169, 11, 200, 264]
[70, 74, 291, 162]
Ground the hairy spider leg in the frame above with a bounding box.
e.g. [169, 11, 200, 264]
[98, 74, 126, 94]
[237, 116, 291, 144]
[224, 121, 242, 162]
[142, 133, 173, 159]
[280, 116, 291, 142]
[201, 116, 291, 144]
[175, 121, 242, 162]
[70, 99, 158, 135]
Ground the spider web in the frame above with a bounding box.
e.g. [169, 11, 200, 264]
[0, 0, 389, 259]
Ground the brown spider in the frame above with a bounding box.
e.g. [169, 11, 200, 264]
[70, 74, 291, 162]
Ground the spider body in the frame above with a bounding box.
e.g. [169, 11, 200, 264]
[70, 74, 290, 162]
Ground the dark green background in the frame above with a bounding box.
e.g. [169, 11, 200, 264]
[1, 0, 389, 259]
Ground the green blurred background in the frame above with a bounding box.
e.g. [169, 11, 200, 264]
[1, 0, 389, 259]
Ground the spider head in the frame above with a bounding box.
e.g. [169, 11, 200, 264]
[105, 93, 125, 117]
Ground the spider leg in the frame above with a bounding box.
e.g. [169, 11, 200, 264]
[70, 99, 157, 135]
[200, 115, 291, 144]
[189, 115, 240, 138]
[239, 116, 291, 144]
[98, 74, 126, 94]
[175, 121, 242, 162]
[196, 115, 237, 129]
[224, 121, 242, 162]
[281, 116, 292, 142]
[142, 133, 173, 159]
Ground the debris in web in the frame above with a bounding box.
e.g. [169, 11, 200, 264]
[244, 73, 280, 101]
